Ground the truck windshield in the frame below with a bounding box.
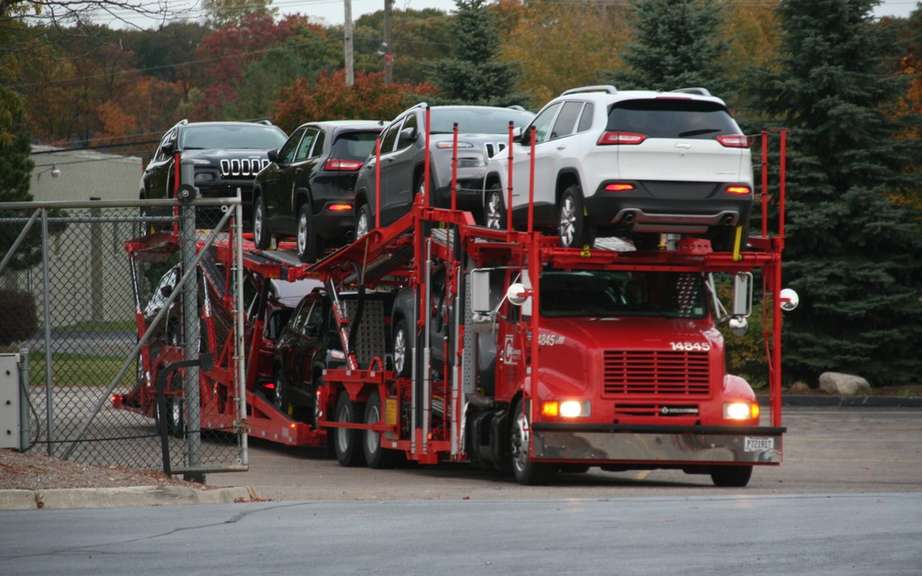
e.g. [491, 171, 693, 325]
[540, 270, 707, 319]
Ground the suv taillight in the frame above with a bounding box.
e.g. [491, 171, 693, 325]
[597, 131, 646, 145]
[323, 159, 364, 171]
[716, 134, 750, 148]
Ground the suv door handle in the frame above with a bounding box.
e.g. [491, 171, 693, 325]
[556, 145, 566, 151]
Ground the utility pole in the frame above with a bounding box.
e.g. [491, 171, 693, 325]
[383, 0, 393, 85]
[344, 0, 354, 86]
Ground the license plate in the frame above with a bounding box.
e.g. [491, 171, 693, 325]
[744, 436, 774, 452]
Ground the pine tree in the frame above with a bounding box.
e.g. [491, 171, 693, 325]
[428, 0, 527, 106]
[751, 0, 922, 386]
[611, 0, 729, 95]
[0, 86, 38, 271]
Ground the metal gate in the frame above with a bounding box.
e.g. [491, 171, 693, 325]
[0, 197, 247, 476]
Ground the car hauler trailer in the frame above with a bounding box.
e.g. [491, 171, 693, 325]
[115, 114, 794, 486]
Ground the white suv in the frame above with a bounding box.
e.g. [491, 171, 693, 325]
[481, 85, 753, 249]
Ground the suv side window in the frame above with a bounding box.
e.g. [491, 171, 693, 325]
[577, 103, 594, 132]
[380, 119, 402, 153]
[397, 113, 418, 150]
[529, 102, 562, 144]
[551, 101, 583, 139]
[278, 127, 306, 164]
[309, 129, 326, 158]
[303, 300, 325, 336]
[294, 128, 317, 163]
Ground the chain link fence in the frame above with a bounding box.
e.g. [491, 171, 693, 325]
[0, 198, 247, 476]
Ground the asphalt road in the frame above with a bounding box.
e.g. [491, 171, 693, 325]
[210, 408, 922, 500]
[2, 493, 920, 575]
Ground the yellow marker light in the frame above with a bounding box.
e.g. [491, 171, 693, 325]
[541, 401, 559, 417]
[750, 403, 761, 419]
[723, 402, 753, 421]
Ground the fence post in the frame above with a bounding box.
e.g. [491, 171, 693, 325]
[40, 208, 53, 456]
[179, 185, 202, 481]
[90, 198, 103, 323]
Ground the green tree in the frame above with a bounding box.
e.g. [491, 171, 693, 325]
[204, 0, 276, 26]
[611, 0, 729, 95]
[751, 0, 922, 386]
[428, 0, 527, 106]
[0, 86, 37, 268]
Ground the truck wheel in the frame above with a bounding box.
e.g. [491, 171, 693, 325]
[510, 398, 556, 485]
[334, 392, 365, 467]
[253, 194, 271, 249]
[557, 185, 595, 248]
[363, 390, 397, 469]
[272, 371, 286, 412]
[710, 465, 753, 487]
[392, 316, 411, 378]
[484, 187, 506, 230]
[354, 202, 372, 240]
[296, 202, 318, 262]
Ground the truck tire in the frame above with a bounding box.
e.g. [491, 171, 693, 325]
[557, 185, 595, 248]
[510, 398, 556, 485]
[710, 465, 753, 487]
[253, 194, 271, 249]
[334, 392, 365, 467]
[363, 390, 397, 469]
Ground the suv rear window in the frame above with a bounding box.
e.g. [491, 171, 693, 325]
[331, 131, 379, 160]
[606, 99, 741, 139]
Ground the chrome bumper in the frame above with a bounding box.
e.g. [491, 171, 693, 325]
[532, 424, 784, 465]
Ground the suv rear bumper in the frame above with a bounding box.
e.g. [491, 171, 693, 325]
[587, 180, 753, 234]
[531, 423, 784, 465]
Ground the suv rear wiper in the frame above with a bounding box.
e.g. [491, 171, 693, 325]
[677, 128, 723, 137]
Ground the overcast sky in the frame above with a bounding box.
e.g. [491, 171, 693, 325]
[94, 0, 918, 29]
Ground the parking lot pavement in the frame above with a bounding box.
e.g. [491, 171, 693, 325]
[210, 407, 922, 500]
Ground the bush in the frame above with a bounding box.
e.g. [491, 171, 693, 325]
[0, 289, 37, 347]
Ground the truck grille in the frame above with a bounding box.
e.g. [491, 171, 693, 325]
[602, 350, 710, 397]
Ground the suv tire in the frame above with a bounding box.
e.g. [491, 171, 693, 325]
[253, 194, 271, 249]
[557, 185, 595, 248]
[484, 187, 506, 230]
[296, 202, 318, 262]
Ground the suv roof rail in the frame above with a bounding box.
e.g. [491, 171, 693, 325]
[561, 85, 618, 96]
[256, 119, 274, 125]
[507, 105, 526, 111]
[672, 87, 712, 96]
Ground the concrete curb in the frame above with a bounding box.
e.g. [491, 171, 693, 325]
[0, 485, 258, 510]
[757, 394, 922, 408]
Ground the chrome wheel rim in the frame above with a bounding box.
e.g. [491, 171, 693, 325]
[336, 401, 351, 454]
[171, 400, 182, 430]
[486, 191, 502, 230]
[297, 212, 308, 255]
[393, 328, 406, 374]
[511, 410, 529, 473]
[254, 202, 263, 245]
[365, 404, 380, 455]
[559, 195, 576, 247]
[356, 210, 369, 239]
[274, 375, 284, 410]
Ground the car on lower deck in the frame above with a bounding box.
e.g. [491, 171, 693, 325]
[481, 86, 753, 250]
[351, 104, 533, 238]
[251, 121, 384, 261]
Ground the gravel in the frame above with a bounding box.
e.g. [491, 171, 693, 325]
[0, 449, 202, 491]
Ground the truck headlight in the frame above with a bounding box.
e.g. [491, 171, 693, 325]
[542, 400, 590, 418]
[723, 401, 759, 421]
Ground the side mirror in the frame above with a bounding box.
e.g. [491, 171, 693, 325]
[267, 149, 280, 163]
[780, 288, 799, 312]
[325, 349, 346, 366]
[512, 126, 523, 143]
[399, 126, 417, 144]
[471, 269, 492, 314]
[506, 283, 530, 306]
[732, 272, 753, 317]
[161, 141, 176, 156]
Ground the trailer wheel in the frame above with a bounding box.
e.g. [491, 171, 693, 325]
[710, 465, 753, 487]
[363, 390, 397, 469]
[557, 185, 595, 248]
[272, 372, 286, 413]
[334, 392, 365, 467]
[354, 202, 372, 240]
[510, 398, 556, 485]
[392, 316, 411, 378]
[484, 187, 506, 230]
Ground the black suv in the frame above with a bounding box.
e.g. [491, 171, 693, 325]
[351, 104, 533, 237]
[251, 120, 384, 261]
[140, 120, 287, 221]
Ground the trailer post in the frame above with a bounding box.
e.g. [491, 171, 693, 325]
[506, 122, 514, 233]
[374, 136, 382, 229]
[450, 122, 459, 212]
[451, 264, 461, 457]
[233, 194, 248, 467]
[760, 130, 768, 238]
[527, 127, 536, 234]
[422, 238, 432, 454]
[423, 106, 432, 209]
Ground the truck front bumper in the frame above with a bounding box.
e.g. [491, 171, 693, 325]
[531, 424, 784, 465]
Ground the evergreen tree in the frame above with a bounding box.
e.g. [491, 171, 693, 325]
[611, 0, 729, 94]
[751, 0, 922, 386]
[0, 86, 38, 272]
[428, 0, 527, 106]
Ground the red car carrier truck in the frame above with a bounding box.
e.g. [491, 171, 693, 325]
[116, 113, 796, 486]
